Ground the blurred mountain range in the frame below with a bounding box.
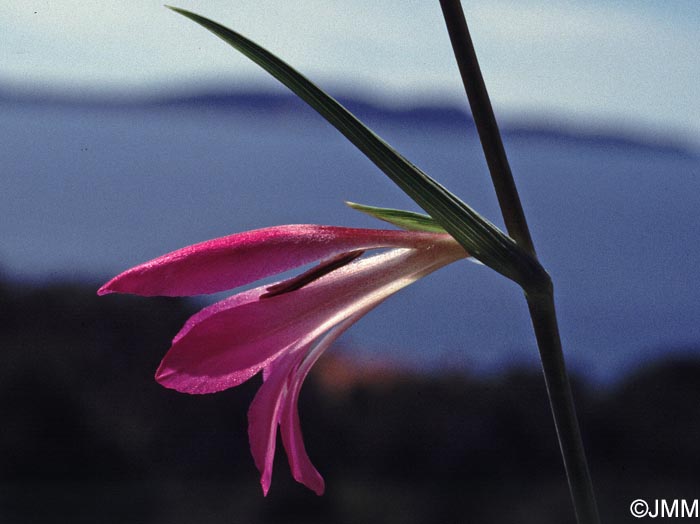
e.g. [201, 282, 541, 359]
[1, 85, 695, 156]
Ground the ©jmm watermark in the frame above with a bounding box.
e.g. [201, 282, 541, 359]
[631, 499, 700, 519]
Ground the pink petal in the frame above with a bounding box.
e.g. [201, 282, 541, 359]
[154, 285, 305, 394]
[156, 241, 466, 395]
[247, 349, 303, 496]
[279, 383, 324, 494]
[248, 312, 365, 496]
[279, 312, 366, 496]
[98, 225, 454, 297]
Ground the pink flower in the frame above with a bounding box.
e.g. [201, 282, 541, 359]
[99, 224, 467, 495]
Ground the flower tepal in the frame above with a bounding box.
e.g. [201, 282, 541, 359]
[99, 224, 467, 494]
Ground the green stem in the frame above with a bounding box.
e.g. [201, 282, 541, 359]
[438, 1, 600, 522]
[438, 0, 535, 256]
[526, 288, 601, 524]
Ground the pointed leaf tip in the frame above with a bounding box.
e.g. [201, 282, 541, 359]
[166, 7, 548, 290]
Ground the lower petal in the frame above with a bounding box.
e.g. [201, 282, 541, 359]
[279, 384, 324, 495]
[247, 349, 302, 496]
[279, 312, 366, 495]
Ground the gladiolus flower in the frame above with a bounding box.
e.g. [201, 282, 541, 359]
[98, 224, 467, 495]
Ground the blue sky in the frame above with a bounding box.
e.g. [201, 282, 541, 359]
[2, 1, 699, 139]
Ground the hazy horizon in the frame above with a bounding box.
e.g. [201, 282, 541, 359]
[3, 1, 699, 137]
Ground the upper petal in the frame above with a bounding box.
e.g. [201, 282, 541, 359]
[98, 225, 456, 297]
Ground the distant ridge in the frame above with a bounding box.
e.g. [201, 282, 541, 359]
[1, 85, 694, 158]
[136, 90, 474, 129]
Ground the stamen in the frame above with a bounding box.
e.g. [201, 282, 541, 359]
[260, 250, 365, 299]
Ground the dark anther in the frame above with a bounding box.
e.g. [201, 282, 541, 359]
[260, 250, 365, 299]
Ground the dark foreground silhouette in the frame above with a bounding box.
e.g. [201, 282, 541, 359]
[1, 279, 698, 523]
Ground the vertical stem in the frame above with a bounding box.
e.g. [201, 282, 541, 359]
[438, 1, 601, 523]
[527, 290, 601, 524]
[438, 0, 535, 256]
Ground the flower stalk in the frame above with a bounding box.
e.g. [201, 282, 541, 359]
[526, 289, 601, 524]
[438, 1, 601, 523]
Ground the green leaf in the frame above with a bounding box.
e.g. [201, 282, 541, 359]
[166, 6, 548, 290]
[346, 201, 446, 233]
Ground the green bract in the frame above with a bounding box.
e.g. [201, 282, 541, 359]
[345, 202, 447, 233]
